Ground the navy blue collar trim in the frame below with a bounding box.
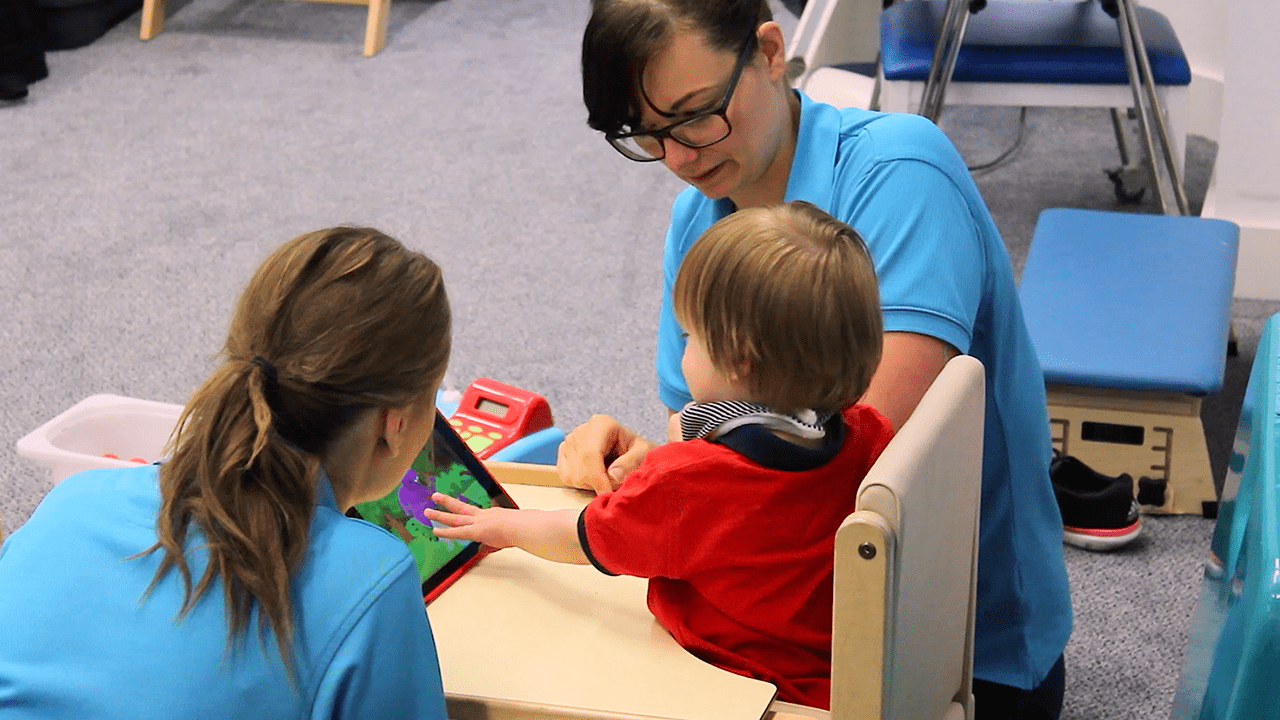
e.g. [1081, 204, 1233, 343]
[715, 415, 845, 471]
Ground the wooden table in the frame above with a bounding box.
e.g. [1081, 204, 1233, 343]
[427, 471, 780, 720]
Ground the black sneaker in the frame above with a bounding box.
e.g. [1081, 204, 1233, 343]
[1050, 452, 1142, 551]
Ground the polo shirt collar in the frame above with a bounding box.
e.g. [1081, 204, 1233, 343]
[783, 90, 842, 209]
[316, 466, 340, 512]
[715, 415, 846, 471]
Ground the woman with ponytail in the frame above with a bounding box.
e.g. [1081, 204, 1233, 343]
[0, 227, 452, 719]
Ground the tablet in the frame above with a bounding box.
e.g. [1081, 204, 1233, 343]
[348, 411, 517, 603]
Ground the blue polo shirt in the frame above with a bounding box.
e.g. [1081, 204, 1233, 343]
[0, 465, 447, 719]
[655, 92, 1072, 690]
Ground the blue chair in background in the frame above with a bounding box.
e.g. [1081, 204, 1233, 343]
[879, 0, 1191, 211]
[789, 0, 1193, 211]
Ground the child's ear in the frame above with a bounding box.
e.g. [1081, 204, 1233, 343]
[726, 358, 752, 382]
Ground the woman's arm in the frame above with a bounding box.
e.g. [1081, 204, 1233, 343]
[426, 493, 588, 565]
[860, 332, 959, 430]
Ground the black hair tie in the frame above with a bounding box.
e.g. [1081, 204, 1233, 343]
[251, 355, 278, 386]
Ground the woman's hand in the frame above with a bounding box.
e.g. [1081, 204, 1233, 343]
[556, 414, 656, 494]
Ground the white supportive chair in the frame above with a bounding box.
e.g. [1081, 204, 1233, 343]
[483, 355, 985, 720]
[770, 354, 985, 720]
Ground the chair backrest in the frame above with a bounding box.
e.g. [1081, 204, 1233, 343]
[1171, 313, 1280, 720]
[831, 355, 983, 720]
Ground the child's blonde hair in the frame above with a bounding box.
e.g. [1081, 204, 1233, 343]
[673, 201, 882, 413]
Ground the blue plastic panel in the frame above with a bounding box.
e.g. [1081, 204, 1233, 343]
[1019, 209, 1238, 395]
[881, 0, 1191, 85]
[1171, 313, 1280, 720]
[488, 427, 565, 465]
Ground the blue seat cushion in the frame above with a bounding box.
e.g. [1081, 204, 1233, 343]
[881, 0, 1191, 85]
[1019, 209, 1239, 395]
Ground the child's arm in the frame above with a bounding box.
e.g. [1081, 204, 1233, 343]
[425, 493, 588, 565]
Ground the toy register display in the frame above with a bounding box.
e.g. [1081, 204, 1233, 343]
[348, 412, 516, 603]
[448, 378, 554, 459]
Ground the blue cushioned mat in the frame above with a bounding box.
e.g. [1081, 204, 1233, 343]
[881, 0, 1191, 85]
[1019, 209, 1238, 395]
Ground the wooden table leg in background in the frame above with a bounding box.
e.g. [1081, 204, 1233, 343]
[139, 0, 166, 40]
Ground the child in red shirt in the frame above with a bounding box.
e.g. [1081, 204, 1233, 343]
[428, 201, 893, 709]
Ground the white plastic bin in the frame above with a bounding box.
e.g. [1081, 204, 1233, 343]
[16, 394, 184, 483]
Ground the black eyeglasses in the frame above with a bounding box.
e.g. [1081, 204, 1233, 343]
[606, 31, 758, 163]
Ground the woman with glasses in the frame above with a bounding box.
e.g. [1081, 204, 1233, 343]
[558, 1, 1071, 718]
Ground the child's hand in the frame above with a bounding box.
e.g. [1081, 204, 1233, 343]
[426, 493, 590, 566]
[425, 493, 518, 549]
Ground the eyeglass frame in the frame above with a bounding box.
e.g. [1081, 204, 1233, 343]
[604, 29, 759, 163]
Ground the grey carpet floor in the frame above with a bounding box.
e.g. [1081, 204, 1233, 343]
[2, 1, 1277, 718]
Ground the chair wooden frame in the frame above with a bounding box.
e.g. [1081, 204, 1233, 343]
[826, 354, 983, 720]
[139, 0, 393, 56]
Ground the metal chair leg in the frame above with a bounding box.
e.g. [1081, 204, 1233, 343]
[918, 0, 970, 121]
[1116, 0, 1189, 215]
[1106, 108, 1150, 204]
[1114, 0, 1172, 213]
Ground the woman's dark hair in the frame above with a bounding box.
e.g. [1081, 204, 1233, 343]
[138, 227, 451, 677]
[582, 0, 772, 135]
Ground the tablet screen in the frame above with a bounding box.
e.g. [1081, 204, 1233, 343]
[348, 411, 516, 602]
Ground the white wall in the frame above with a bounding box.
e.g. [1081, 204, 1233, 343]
[1195, 0, 1280, 300]
[1138, 0, 1226, 140]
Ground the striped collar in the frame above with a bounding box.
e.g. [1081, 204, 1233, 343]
[678, 400, 834, 442]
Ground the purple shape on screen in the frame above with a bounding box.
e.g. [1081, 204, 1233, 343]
[397, 469, 438, 524]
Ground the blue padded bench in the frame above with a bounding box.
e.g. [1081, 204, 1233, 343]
[876, 0, 1192, 171]
[1019, 209, 1239, 516]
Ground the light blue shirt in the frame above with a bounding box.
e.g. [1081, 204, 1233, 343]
[0, 464, 448, 719]
[655, 92, 1072, 690]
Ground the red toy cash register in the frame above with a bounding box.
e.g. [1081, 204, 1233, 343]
[447, 378, 554, 459]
